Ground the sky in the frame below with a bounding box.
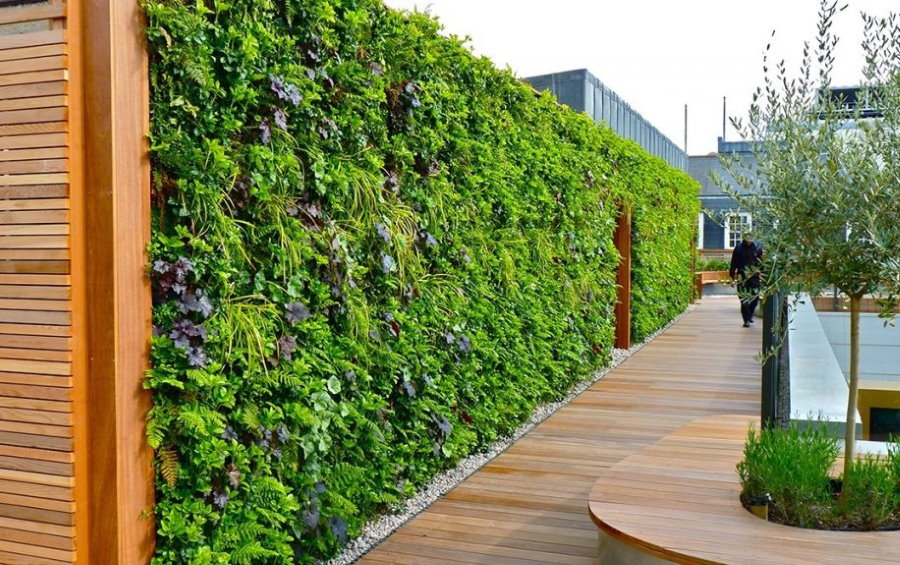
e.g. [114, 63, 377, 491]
[382, 0, 894, 156]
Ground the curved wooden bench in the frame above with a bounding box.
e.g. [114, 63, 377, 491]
[588, 415, 900, 565]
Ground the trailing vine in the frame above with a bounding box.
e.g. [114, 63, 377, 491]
[143, 0, 698, 562]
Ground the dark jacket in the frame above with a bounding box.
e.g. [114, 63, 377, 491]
[729, 240, 762, 285]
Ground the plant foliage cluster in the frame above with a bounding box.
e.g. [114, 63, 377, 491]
[143, 0, 698, 561]
[739, 424, 900, 530]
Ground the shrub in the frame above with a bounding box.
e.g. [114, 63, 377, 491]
[840, 454, 896, 529]
[737, 423, 838, 527]
[143, 0, 698, 561]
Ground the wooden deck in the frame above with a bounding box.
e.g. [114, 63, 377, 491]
[360, 297, 761, 564]
[590, 415, 900, 565]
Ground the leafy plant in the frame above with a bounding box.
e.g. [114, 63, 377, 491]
[737, 423, 838, 528]
[143, 0, 698, 562]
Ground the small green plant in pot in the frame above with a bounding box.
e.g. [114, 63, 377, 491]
[738, 426, 900, 530]
[737, 423, 838, 528]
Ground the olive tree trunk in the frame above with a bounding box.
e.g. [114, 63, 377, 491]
[840, 294, 861, 512]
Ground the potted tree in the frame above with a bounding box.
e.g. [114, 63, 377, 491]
[719, 0, 900, 520]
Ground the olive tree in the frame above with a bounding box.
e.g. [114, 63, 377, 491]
[717, 0, 900, 503]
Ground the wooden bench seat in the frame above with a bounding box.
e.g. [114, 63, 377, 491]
[588, 415, 900, 564]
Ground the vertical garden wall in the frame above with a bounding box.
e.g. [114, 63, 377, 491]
[142, 0, 698, 562]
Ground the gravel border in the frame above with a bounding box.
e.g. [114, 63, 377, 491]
[324, 304, 697, 565]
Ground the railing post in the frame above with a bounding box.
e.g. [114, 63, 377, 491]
[761, 292, 783, 428]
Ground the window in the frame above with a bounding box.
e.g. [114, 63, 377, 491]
[724, 212, 752, 248]
[697, 213, 704, 249]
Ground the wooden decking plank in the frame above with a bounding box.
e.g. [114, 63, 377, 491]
[360, 298, 761, 564]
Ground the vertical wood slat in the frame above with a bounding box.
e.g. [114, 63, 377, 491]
[0, 0, 76, 563]
[614, 206, 632, 350]
[80, 0, 155, 563]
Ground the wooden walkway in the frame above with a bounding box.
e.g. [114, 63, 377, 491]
[360, 298, 761, 564]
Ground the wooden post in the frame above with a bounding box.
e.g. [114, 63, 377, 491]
[76, 0, 154, 562]
[614, 206, 632, 350]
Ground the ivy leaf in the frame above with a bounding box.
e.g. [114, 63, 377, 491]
[436, 415, 452, 436]
[420, 230, 438, 248]
[226, 463, 241, 488]
[186, 346, 208, 368]
[179, 289, 214, 318]
[380, 253, 396, 274]
[329, 515, 348, 544]
[284, 302, 311, 325]
[273, 108, 288, 131]
[457, 333, 472, 353]
[326, 376, 342, 395]
[302, 505, 319, 529]
[375, 222, 391, 242]
[259, 119, 271, 144]
[279, 335, 297, 360]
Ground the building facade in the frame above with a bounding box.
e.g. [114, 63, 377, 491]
[526, 69, 688, 171]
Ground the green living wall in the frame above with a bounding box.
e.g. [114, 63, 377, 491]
[143, 0, 699, 562]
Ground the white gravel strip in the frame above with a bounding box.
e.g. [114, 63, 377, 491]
[324, 304, 696, 565]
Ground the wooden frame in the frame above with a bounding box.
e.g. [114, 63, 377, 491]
[614, 206, 632, 350]
[76, 0, 154, 562]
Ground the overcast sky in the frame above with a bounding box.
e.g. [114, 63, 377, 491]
[382, 0, 893, 155]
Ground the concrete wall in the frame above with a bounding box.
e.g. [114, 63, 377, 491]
[818, 312, 900, 383]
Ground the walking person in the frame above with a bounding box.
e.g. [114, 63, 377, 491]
[729, 233, 763, 327]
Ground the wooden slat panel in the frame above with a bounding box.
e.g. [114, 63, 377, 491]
[0, 420, 70, 439]
[0, 57, 67, 78]
[0, 263, 70, 276]
[0, 250, 69, 261]
[0, 209, 66, 224]
[0, 174, 68, 187]
[0, 83, 65, 103]
[0, 321, 70, 336]
[0, 199, 68, 211]
[0, 374, 71, 389]
[0, 526, 72, 554]
[0, 160, 67, 175]
[0, 503, 72, 527]
[0, 133, 66, 151]
[0, 251, 68, 261]
[0, 122, 66, 137]
[0, 285, 69, 299]
[0, 275, 68, 286]
[0, 109, 67, 128]
[0, 468, 71, 490]
[0, 45, 64, 65]
[0, 210, 69, 224]
[0, 468, 71, 489]
[0, 347, 70, 361]
[0, 515, 72, 542]
[0, 299, 69, 312]
[0, 548, 70, 565]
[0, 432, 70, 452]
[0, 237, 68, 250]
[0, 383, 69, 400]
[0, 456, 70, 478]
[0, 148, 67, 162]
[0, 3, 65, 26]
[0, 479, 70, 502]
[0, 407, 71, 426]
[0, 71, 67, 89]
[0, 358, 69, 375]
[0, 538, 73, 563]
[0, 444, 70, 464]
[0, 31, 64, 53]
[0, 224, 68, 236]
